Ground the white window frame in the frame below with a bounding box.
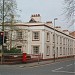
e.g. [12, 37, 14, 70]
[5, 31, 9, 39]
[32, 46, 39, 54]
[17, 31, 22, 39]
[46, 46, 50, 56]
[32, 31, 40, 41]
[17, 46, 22, 51]
[47, 32, 50, 42]
[60, 47, 62, 55]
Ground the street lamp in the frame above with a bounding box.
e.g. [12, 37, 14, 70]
[53, 18, 58, 62]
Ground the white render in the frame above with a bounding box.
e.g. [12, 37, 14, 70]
[0, 15, 75, 59]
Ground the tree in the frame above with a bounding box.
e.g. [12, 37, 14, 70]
[0, 0, 17, 23]
[64, 0, 75, 26]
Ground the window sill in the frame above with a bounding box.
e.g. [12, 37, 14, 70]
[46, 55, 49, 56]
[32, 40, 40, 41]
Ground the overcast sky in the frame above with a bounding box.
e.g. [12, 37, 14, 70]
[16, 0, 74, 31]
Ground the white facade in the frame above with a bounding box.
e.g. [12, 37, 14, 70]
[0, 15, 75, 59]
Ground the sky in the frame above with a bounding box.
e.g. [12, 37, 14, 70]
[16, 0, 74, 31]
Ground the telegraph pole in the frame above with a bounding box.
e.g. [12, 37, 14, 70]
[2, 0, 4, 32]
[1, 0, 5, 64]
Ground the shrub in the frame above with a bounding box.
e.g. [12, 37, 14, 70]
[3, 47, 21, 53]
[0, 50, 1, 53]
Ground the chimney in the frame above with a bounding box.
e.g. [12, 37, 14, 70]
[55, 26, 62, 31]
[69, 31, 75, 37]
[46, 21, 53, 27]
[63, 30, 69, 35]
[31, 14, 41, 22]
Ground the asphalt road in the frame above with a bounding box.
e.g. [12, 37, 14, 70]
[0, 59, 75, 75]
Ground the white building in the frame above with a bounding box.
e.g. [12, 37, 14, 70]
[0, 14, 75, 59]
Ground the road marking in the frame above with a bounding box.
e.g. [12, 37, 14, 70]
[19, 60, 74, 69]
[52, 71, 75, 74]
[66, 64, 72, 67]
[52, 67, 63, 72]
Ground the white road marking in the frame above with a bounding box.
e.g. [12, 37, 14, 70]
[52, 67, 63, 72]
[52, 71, 75, 74]
[66, 64, 72, 67]
[52, 63, 74, 74]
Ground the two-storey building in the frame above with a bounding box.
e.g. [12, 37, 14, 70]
[0, 14, 75, 59]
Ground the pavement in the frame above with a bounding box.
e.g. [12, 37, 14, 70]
[14, 57, 74, 68]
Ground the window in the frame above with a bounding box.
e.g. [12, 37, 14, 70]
[5, 32, 9, 39]
[17, 46, 22, 51]
[52, 46, 54, 56]
[57, 35, 58, 44]
[46, 46, 50, 56]
[53, 34, 54, 43]
[68, 48, 69, 55]
[60, 37, 62, 44]
[63, 47, 65, 55]
[17, 31, 22, 39]
[32, 31, 39, 40]
[47, 32, 50, 41]
[53, 34, 56, 43]
[17, 46, 22, 50]
[33, 46, 39, 54]
[60, 47, 62, 55]
[4, 46, 7, 50]
[63, 38, 65, 45]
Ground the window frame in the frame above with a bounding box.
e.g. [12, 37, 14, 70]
[17, 31, 22, 39]
[32, 31, 40, 41]
[32, 45, 40, 54]
[46, 32, 50, 42]
[46, 46, 50, 56]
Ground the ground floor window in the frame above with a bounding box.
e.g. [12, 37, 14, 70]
[52, 47, 54, 56]
[63, 47, 65, 55]
[60, 47, 62, 55]
[32, 46, 39, 54]
[4, 46, 7, 50]
[46, 46, 50, 56]
[17, 46, 22, 51]
[68, 48, 69, 55]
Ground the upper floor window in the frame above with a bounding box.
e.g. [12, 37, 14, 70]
[47, 32, 50, 41]
[63, 38, 65, 45]
[17, 31, 22, 39]
[56, 35, 58, 44]
[60, 36, 62, 44]
[53, 34, 54, 43]
[32, 31, 40, 41]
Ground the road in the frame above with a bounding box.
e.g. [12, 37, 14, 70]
[0, 59, 75, 75]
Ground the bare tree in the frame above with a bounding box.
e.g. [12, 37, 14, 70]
[0, 0, 17, 23]
[64, 0, 75, 26]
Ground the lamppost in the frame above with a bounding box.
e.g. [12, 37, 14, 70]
[54, 18, 58, 62]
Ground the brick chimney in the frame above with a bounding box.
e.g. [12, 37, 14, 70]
[70, 31, 75, 37]
[63, 30, 69, 35]
[31, 14, 41, 22]
[55, 26, 62, 31]
[46, 21, 53, 27]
